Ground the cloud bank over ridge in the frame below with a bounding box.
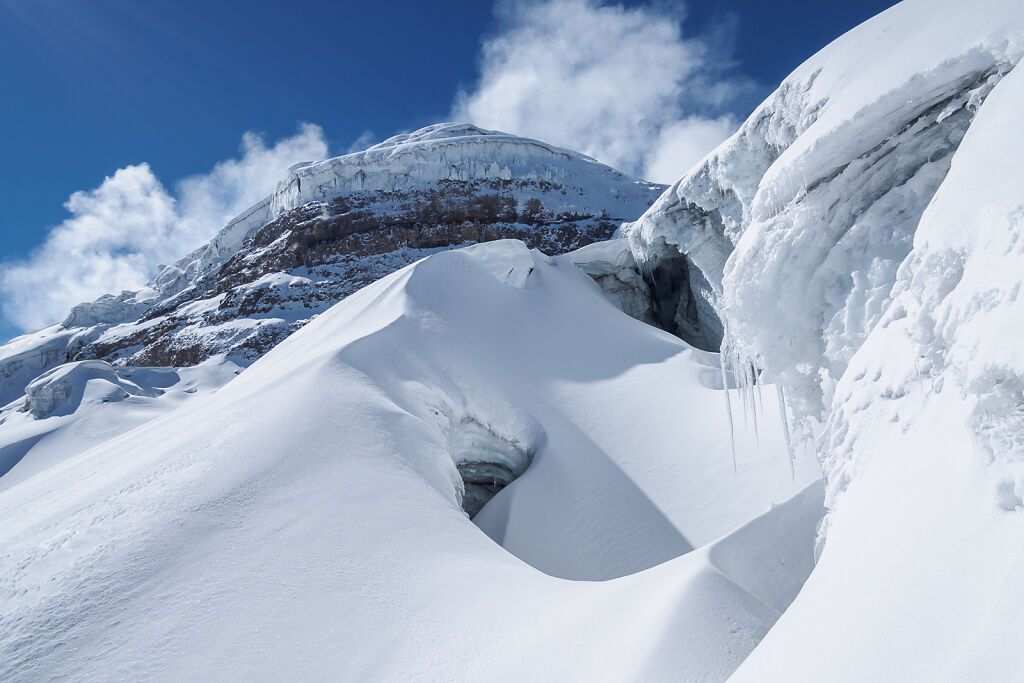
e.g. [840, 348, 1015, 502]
[0, 124, 327, 332]
[453, 0, 743, 183]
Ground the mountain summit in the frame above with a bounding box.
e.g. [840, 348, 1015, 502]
[0, 124, 662, 404]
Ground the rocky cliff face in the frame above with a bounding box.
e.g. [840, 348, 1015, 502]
[0, 123, 662, 399]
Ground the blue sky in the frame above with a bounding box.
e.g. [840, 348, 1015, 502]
[0, 0, 895, 341]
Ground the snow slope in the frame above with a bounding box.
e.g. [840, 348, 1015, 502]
[9, 0, 1024, 677]
[732, 51, 1024, 683]
[0, 240, 819, 680]
[0, 357, 240, 489]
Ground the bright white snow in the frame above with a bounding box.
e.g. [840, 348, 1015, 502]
[625, 0, 1024, 427]
[733, 53, 1024, 683]
[5, 0, 1024, 678]
[617, 0, 1024, 679]
[0, 240, 818, 680]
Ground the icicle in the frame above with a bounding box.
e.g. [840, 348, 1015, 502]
[914, 357, 926, 395]
[755, 374, 765, 415]
[748, 362, 760, 445]
[719, 326, 739, 473]
[777, 384, 796, 482]
[739, 351, 751, 431]
[721, 356, 737, 473]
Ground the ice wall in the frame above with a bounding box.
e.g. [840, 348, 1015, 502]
[624, 0, 1024, 428]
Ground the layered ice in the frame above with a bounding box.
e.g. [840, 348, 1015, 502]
[625, 0, 1024, 426]
[619, 0, 1024, 678]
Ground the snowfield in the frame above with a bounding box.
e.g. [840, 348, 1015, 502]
[0, 240, 817, 680]
[4, 0, 1024, 678]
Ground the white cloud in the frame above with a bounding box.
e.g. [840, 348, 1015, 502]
[345, 130, 378, 154]
[452, 0, 742, 184]
[0, 124, 327, 332]
[644, 116, 737, 184]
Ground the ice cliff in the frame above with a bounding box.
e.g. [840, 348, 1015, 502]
[626, 0, 1024, 428]
[3, 0, 1024, 678]
[624, 0, 1024, 678]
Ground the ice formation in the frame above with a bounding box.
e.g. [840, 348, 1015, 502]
[3, 0, 1024, 678]
[734, 59, 1024, 681]
[623, 0, 1024, 678]
[625, 0, 1024, 427]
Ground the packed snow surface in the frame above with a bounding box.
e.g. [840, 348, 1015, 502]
[7, 0, 1024, 678]
[0, 358, 240, 489]
[0, 240, 818, 680]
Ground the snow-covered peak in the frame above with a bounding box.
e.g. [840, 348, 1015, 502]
[361, 122, 590, 159]
[156, 121, 656, 299]
[0, 124, 662, 404]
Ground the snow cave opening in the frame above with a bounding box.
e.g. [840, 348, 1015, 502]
[447, 416, 535, 518]
[642, 253, 724, 352]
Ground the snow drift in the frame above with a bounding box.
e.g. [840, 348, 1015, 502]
[5, 0, 1024, 678]
[0, 240, 817, 680]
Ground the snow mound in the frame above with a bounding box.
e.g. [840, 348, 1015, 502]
[0, 357, 240, 486]
[24, 360, 140, 419]
[0, 239, 819, 679]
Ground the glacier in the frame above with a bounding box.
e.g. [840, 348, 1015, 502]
[3, 0, 1024, 679]
[625, 0, 1024, 427]
[621, 0, 1024, 679]
[733, 48, 1024, 683]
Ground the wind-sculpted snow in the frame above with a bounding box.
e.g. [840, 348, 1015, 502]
[733, 60, 1024, 682]
[0, 240, 820, 679]
[625, 0, 1024, 427]
[0, 357, 239, 485]
[8, 0, 1024, 676]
